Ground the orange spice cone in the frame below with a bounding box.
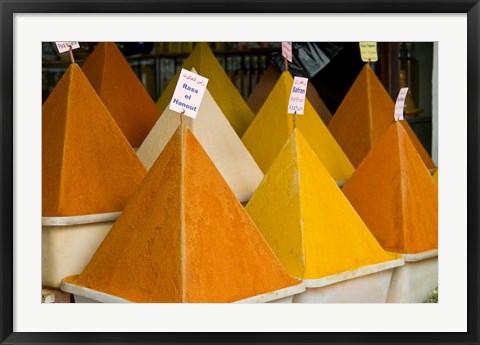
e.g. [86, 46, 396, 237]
[81, 42, 161, 147]
[328, 63, 436, 170]
[246, 129, 397, 280]
[247, 65, 332, 124]
[64, 125, 301, 303]
[138, 80, 263, 203]
[246, 65, 280, 114]
[242, 72, 354, 183]
[156, 43, 254, 137]
[400, 119, 437, 171]
[342, 121, 438, 254]
[42, 64, 147, 217]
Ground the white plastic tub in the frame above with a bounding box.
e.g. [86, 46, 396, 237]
[235, 283, 305, 303]
[293, 258, 404, 303]
[60, 281, 305, 303]
[386, 249, 438, 303]
[42, 212, 120, 289]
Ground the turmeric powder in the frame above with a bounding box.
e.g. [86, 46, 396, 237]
[342, 121, 438, 254]
[242, 72, 354, 183]
[42, 63, 147, 217]
[82, 42, 161, 147]
[247, 65, 332, 124]
[65, 125, 300, 302]
[246, 129, 397, 279]
[328, 63, 436, 170]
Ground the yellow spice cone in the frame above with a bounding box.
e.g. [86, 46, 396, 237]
[81, 42, 161, 148]
[246, 129, 396, 279]
[42, 64, 147, 217]
[433, 169, 438, 184]
[242, 71, 354, 183]
[247, 65, 332, 124]
[328, 64, 436, 169]
[65, 125, 300, 302]
[342, 121, 438, 254]
[156, 43, 255, 137]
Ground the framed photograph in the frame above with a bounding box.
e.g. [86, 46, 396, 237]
[1, 0, 478, 344]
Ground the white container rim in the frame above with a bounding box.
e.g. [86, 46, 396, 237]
[42, 211, 121, 227]
[61, 281, 130, 303]
[61, 280, 305, 303]
[394, 248, 438, 262]
[302, 257, 405, 288]
[234, 282, 305, 303]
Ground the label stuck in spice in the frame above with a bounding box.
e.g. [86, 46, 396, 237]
[282, 42, 293, 62]
[359, 42, 378, 62]
[55, 42, 80, 53]
[394, 87, 409, 121]
[169, 68, 209, 118]
[288, 77, 308, 115]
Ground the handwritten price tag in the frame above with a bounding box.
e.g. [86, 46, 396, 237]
[359, 42, 378, 62]
[169, 68, 209, 118]
[394, 87, 409, 121]
[288, 77, 308, 115]
[55, 42, 80, 53]
[282, 42, 293, 63]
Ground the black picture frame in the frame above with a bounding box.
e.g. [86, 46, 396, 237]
[1, 1, 479, 344]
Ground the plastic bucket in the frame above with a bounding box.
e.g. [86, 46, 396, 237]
[235, 283, 305, 303]
[386, 249, 438, 303]
[42, 212, 120, 288]
[60, 281, 305, 303]
[293, 258, 404, 303]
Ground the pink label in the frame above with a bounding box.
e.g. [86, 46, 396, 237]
[282, 42, 293, 62]
[394, 87, 409, 121]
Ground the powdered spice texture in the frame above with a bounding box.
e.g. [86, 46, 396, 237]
[342, 122, 438, 254]
[82, 42, 161, 147]
[156, 43, 255, 137]
[42, 64, 147, 217]
[328, 64, 436, 170]
[246, 65, 332, 124]
[246, 129, 396, 279]
[137, 85, 263, 203]
[242, 72, 354, 182]
[65, 126, 299, 302]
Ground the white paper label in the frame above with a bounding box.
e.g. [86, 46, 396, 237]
[288, 77, 308, 115]
[359, 42, 378, 62]
[282, 42, 293, 62]
[55, 42, 80, 53]
[394, 87, 409, 121]
[169, 68, 209, 118]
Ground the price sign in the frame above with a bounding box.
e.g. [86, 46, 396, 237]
[169, 68, 209, 118]
[394, 87, 409, 121]
[288, 77, 308, 115]
[359, 42, 378, 62]
[55, 42, 80, 53]
[282, 42, 293, 63]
